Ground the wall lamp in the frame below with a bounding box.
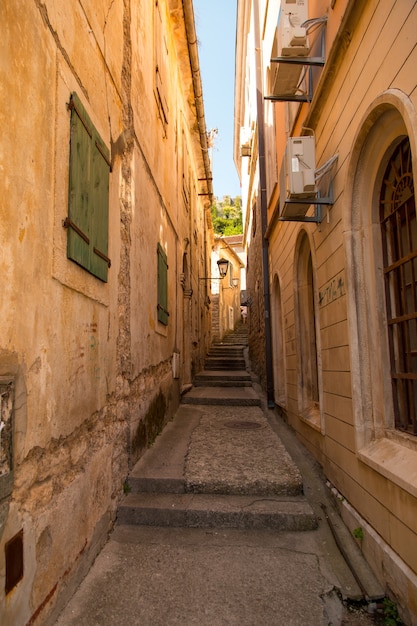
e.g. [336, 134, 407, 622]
[223, 277, 240, 290]
[199, 258, 230, 280]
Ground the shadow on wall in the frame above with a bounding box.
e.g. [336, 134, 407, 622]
[131, 391, 167, 460]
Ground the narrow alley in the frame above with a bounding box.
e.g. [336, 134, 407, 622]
[2, 1, 417, 624]
[54, 326, 381, 626]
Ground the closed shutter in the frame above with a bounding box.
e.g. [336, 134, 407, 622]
[91, 132, 110, 281]
[157, 243, 169, 325]
[155, 1, 169, 130]
[67, 92, 110, 282]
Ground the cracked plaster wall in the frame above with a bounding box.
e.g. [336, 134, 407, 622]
[0, 0, 211, 623]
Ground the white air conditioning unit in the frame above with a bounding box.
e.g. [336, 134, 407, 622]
[270, 0, 310, 97]
[280, 0, 309, 56]
[280, 136, 317, 217]
[241, 143, 251, 157]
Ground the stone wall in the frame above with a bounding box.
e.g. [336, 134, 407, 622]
[0, 1, 212, 623]
[246, 201, 268, 390]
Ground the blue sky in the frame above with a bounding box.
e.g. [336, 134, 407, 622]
[193, 0, 241, 199]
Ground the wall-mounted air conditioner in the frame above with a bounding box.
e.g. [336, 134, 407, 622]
[270, 0, 310, 97]
[241, 143, 251, 157]
[280, 0, 309, 56]
[240, 127, 252, 158]
[280, 136, 317, 217]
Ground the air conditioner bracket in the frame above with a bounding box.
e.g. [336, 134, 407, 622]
[279, 184, 334, 224]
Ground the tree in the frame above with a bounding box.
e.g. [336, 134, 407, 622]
[211, 196, 242, 235]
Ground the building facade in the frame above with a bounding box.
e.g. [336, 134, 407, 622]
[0, 1, 213, 623]
[210, 237, 243, 342]
[235, 0, 417, 623]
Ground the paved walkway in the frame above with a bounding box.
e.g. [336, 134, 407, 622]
[54, 331, 383, 626]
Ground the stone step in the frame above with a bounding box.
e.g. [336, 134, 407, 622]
[194, 370, 251, 383]
[128, 475, 186, 494]
[207, 348, 245, 356]
[194, 379, 252, 387]
[207, 346, 245, 353]
[205, 353, 245, 360]
[212, 340, 246, 344]
[118, 492, 317, 532]
[204, 360, 246, 370]
[210, 342, 245, 348]
[220, 336, 248, 343]
[194, 370, 252, 387]
[181, 386, 261, 406]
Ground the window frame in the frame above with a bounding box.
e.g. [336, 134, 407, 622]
[154, 0, 169, 134]
[380, 137, 417, 435]
[295, 230, 323, 432]
[344, 95, 417, 498]
[182, 129, 191, 209]
[157, 243, 169, 325]
[228, 261, 234, 288]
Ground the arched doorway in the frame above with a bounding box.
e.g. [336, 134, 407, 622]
[295, 231, 322, 431]
[271, 274, 286, 406]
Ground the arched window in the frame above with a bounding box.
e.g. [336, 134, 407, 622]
[344, 94, 417, 493]
[296, 232, 321, 428]
[271, 275, 286, 406]
[380, 137, 417, 435]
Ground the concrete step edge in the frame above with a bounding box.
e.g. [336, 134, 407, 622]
[181, 397, 261, 406]
[128, 477, 185, 494]
[127, 477, 303, 498]
[117, 493, 317, 531]
[193, 381, 252, 387]
[194, 373, 251, 381]
[204, 357, 246, 370]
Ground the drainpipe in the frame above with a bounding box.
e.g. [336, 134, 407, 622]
[253, 0, 274, 408]
[182, 0, 213, 205]
[182, 0, 214, 358]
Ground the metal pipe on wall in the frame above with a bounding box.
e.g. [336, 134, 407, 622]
[253, 0, 275, 407]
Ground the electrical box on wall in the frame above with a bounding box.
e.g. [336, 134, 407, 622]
[172, 351, 180, 379]
[280, 136, 317, 217]
[270, 0, 310, 97]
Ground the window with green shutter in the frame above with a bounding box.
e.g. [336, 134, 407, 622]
[154, 0, 169, 134]
[157, 243, 169, 325]
[65, 92, 111, 282]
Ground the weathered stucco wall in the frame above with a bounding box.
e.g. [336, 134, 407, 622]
[0, 0, 212, 623]
[210, 241, 242, 341]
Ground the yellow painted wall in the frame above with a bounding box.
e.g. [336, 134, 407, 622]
[0, 0, 212, 623]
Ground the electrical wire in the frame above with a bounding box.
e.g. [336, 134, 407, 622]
[315, 154, 339, 182]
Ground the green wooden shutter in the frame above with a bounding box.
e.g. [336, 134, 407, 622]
[90, 131, 110, 281]
[67, 94, 92, 271]
[67, 92, 110, 282]
[157, 243, 169, 325]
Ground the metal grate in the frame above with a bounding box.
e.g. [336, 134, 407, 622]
[380, 137, 417, 435]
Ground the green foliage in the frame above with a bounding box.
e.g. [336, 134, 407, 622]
[352, 526, 364, 541]
[383, 598, 403, 625]
[123, 480, 131, 494]
[211, 195, 242, 235]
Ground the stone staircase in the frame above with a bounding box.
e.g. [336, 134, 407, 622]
[182, 325, 259, 405]
[219, 325, 249, 344]
[117, 325, 317, 532]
